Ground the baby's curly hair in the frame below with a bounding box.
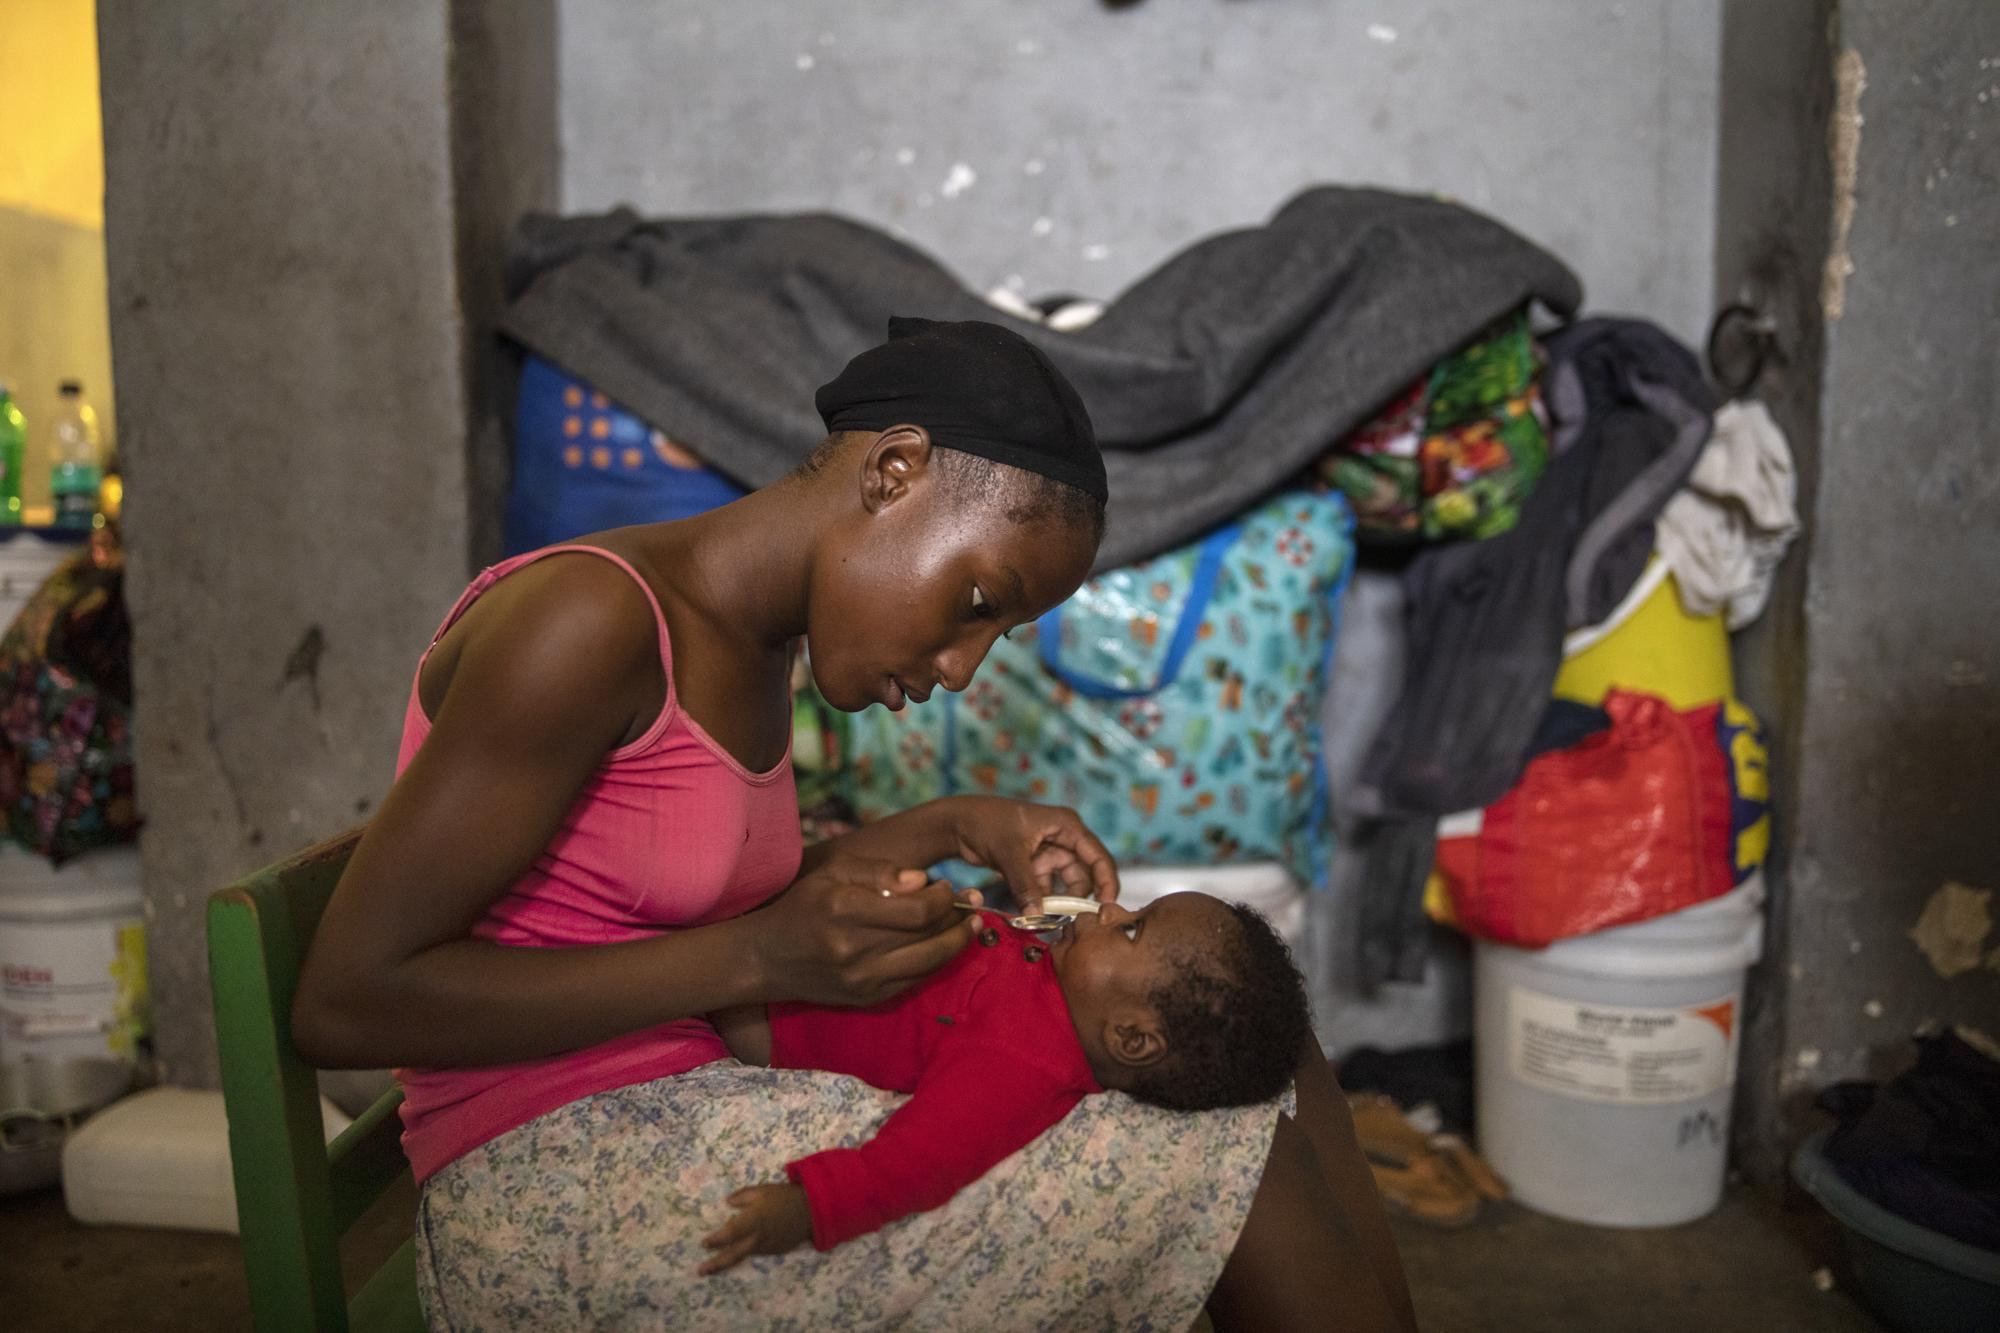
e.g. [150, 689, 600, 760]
[1126, 902, 1311, 1112]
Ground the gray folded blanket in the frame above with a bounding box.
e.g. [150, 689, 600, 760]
[502, 186, 1581, 571]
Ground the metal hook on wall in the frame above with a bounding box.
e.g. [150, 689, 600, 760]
[1706, 304, 1778, 399]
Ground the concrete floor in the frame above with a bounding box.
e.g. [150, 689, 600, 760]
[1393, 1188, 1880, 1332]
[1, 1179, 1880, 1331]
[0, 1174, 414, 1333]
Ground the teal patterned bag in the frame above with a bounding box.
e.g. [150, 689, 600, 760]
[849, 490, 1354, 887]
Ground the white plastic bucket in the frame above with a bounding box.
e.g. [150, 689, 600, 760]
[0, 532, 79, 636]
[1473, 874, 1765, 1227]
[1116, 863, 1306, 952]
[0, 843, 147, 1069]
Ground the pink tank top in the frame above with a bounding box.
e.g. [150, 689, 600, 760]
[394, 545, 802, 1183]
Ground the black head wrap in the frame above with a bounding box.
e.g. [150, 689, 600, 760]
[815, 317, 1105, 504]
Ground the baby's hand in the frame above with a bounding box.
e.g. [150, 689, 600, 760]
[698, 1182, 813, 1275]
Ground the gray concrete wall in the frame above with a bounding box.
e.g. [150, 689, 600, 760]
[99, 0, 556, 1084]
[557, 0, 1723, 347]
[1715, 0, 2000, 1178]
[1778, 0, 2000, 1110]
[1712, 0, 1838, 1182]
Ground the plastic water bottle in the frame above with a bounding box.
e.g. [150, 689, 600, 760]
[48, 380, 103, 530]
[0, 384, 24, 524]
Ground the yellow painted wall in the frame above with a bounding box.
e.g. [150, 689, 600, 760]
[0, 0, 105, 230]
[0, 208, 115, 492]
[0, 0, 113, 506]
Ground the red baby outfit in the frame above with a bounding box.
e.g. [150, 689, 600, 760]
[769, 912, 1100, 1250]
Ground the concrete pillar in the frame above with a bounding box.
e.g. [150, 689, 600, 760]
[1715, 0, 2000, 1179]
[98, 0, 556, 1085]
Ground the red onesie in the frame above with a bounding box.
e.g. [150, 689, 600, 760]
[768, 911, 1101, 1250]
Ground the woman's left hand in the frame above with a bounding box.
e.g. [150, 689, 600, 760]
[946, 796, 1120, 905]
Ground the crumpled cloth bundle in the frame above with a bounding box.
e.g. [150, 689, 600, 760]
[1655, 399, 1800, 629]
[0, 536, 138, 862]
[1819, 1029, 2000, 1254]
[1313, 309, 1553, 544]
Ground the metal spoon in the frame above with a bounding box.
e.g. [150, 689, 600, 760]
[953, 895, 1102, 932]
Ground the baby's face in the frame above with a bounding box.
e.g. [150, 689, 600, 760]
[1050, 891, 1237, 1013]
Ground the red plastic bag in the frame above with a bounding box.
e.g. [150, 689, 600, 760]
[1435, 690, 1733, 947]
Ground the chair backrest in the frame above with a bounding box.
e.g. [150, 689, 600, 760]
[208, 826, 414, 1331]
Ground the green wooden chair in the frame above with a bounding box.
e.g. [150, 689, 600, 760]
[207, 827, 426, 1332]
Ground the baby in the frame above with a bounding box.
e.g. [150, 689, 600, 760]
[700, 890, 1310, 1273]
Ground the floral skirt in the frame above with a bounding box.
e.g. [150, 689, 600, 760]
[415, 1061, 1282, 1331]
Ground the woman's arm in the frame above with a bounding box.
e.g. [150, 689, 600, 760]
[799, 800, 958, 878]
[292, 566, 973, 1070]
[803, 794, 1121, 904]
[710, 1004, 773, 1067]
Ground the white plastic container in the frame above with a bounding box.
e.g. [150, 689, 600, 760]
[0, 843, 147, 1068]
[0, 531, 78, 636]
[1116, 862, 1306, 952]
[1474, 875, 1765, 1227]
[62, 1086, 352, 1233]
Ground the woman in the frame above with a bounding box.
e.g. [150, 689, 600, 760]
[295, 319, 1414, 1330]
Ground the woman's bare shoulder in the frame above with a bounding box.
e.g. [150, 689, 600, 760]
[419, 549, 666, 726]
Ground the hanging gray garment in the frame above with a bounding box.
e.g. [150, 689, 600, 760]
[1356, 318, 1715, 822]
[1350, 318, 1716, 984]
[501, 187, 1581, 572]
[1311, 572, 1471, 1043]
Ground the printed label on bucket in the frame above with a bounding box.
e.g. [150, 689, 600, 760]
[0, 917, 147, 1064]
[1507, 986, 1740, 1106]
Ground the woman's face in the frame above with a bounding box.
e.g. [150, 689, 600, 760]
[803, 433, 1097, 713]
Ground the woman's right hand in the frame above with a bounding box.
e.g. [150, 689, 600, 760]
[747, 856, 978, 1008]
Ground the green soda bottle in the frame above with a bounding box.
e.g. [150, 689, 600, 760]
[0, 384, 24, 524]
[48, 380, 103, 530]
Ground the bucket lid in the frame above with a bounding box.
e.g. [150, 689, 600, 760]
[0, 531, 88, 559]
[0, 844, 143, 920]
[1563, 874, 1768, 952]
[1119, 862, 1300, 910]
[0, 539, 79, 574]
[1501, 914, 1765, 981]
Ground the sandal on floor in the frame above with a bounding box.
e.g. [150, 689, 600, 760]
[1349, 1093, 1509, 1227]
[1367, 1151, 1483, 1227]
[1432, 1133, 1509, 1204]
[1348, 1092, 1436, 1166]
